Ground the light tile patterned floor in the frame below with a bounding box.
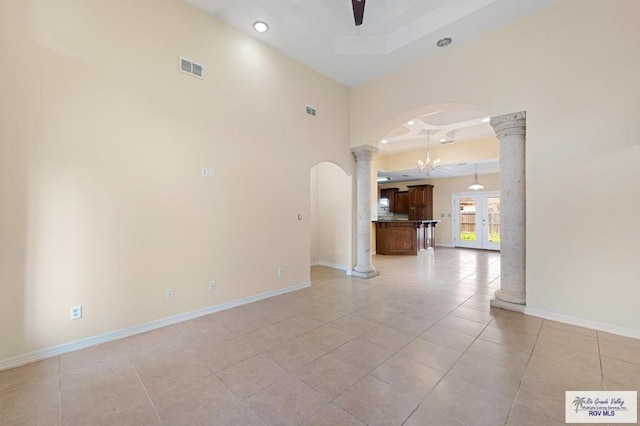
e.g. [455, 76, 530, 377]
[1, 248, 639, 425]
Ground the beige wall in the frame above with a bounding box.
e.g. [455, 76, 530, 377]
[353, 0, 640, 333]
[310, 162, 352, 270]
[0, 0, 352, 362]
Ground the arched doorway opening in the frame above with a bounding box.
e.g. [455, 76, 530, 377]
[372, 103, 499, 249]
[309, 162, 353, 275]
[362, 104, 526, 310]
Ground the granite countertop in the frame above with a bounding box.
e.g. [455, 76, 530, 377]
[374, 219, 441, 223]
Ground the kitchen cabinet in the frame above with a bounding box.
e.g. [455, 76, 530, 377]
[375, 220, 440, 255]
[407, 184, 433, 220]
[393, 191, 408, 213]
[379, 187, 398, 212]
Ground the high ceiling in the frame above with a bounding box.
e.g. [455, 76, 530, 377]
[183, 0, 559, 180]
[184, 0, 561, 87]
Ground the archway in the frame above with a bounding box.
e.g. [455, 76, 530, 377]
[360, 104, 527, 311]
[309, 162, 353, 274]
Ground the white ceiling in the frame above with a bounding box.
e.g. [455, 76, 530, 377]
[184, 0, 561, 87]
[379, 159, 499, 183]
[378, 108, 493, 153]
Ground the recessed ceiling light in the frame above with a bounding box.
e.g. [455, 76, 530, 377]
[436, 37, 452, 48]
[377, 177, 391, 182]
[381, 139, 388, 144]
[440, 138, 447, 142]
[407, 120, 415, 126]
[253, 21, 269, 33]
[482, 117, 491, 123]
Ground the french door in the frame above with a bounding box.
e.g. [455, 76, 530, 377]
[453, 192, 501, 250]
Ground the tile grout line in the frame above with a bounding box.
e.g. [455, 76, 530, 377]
[596, 330, 606, 392]
[58, 356, 62, 425]
[392, 272, 504, 425]
[402, 306, 504, 425]
[501, 316, 544, 425]
[303, 274, 476, 425]
[127, 349, 165, 425]
[377, 252, 501, 422]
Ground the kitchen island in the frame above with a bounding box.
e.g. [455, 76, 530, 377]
[375, 219, 440, 255]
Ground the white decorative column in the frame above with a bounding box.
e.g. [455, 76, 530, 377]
[490, 111, 526, 312]
[351, 145, 379, 278]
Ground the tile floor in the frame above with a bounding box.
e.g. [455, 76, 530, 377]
[1, 248, 639, 425]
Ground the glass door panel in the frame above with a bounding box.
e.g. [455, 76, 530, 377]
[453, 192, 500, 250]
[455, 196, 481, 249]
[485, 196, 501, 250]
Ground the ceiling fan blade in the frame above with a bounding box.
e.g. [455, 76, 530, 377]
[351, 0, 365, 26]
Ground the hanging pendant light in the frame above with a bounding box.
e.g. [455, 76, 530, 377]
[417, 130, 440, 176]
[468, 163, 485, 190]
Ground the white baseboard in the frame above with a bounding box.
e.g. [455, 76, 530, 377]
[436, 243, 454, 248]
[311, 261, 350, 275]
[525, 307, 640, 340]
[315, 261, 347, 271]
[0, 281, 311, 372]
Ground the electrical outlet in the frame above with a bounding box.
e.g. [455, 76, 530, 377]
[166, 289, 174, 300]
[70, 305, 82, 320]
[201, 167, 215, 177]
[208, 281, 215, 291]
[277, 268, 284, 277]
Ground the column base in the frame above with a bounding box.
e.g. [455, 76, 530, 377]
[494, 289, 525, 305]
[490, 297, 525, 313]
[350, 269, 380, 279]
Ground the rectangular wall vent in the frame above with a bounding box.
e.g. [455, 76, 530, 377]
[306, 106, 317, 117]
[179, 57, 204, 79]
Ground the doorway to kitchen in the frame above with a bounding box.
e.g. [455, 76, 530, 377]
[453, 192, 500, 250]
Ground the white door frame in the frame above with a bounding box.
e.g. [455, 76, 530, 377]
[452, 191, 500, 250]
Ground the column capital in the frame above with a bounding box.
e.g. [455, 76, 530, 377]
[490, 111, 526, 139]
[351, 145, 378, 162]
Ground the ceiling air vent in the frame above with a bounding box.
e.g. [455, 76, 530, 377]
[179, 57, 204, 79]
[306, 106, 317, 117]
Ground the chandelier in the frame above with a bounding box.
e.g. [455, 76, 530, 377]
[417, 130, 440, 176]
[468, 163, 485, 190]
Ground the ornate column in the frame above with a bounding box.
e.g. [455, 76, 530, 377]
[490, 111, 526, 312]
[351, 145, 379, 278]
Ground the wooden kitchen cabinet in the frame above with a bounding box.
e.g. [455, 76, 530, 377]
[393, 191, 408, 213]
[379, 187, 398, 212]
[407, 184, 433, 220]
